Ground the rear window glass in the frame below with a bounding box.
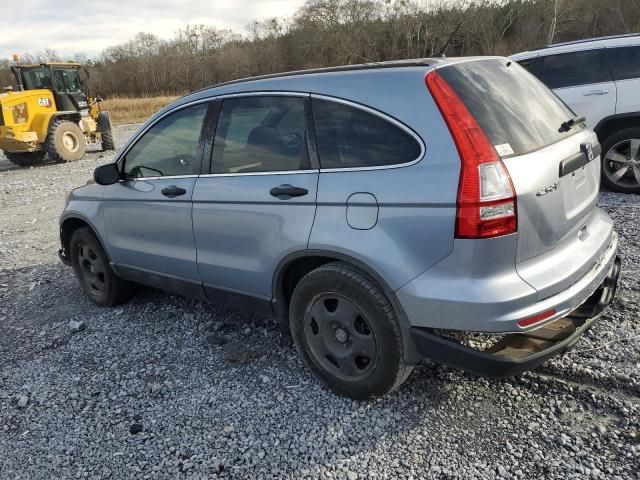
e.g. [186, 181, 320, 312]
[608, 46, 640, 81]
[312, 99, 422, 169]
[438, 59, 581, 157]
[539, 49, 612, 88]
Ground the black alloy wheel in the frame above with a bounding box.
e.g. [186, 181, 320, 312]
[77, 242, 107, 296]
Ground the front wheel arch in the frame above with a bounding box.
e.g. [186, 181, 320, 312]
[47, 112, 82, 131]
[60, 216, 110, 264]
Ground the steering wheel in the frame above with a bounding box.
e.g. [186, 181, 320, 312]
[128, 165, 164, 178]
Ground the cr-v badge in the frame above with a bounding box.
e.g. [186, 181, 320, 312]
[536, 182, 559, 197]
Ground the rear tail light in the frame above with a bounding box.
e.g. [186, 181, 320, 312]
[425, 70, 517, 239]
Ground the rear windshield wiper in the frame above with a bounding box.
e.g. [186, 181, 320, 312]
[559, 116, 586, 133]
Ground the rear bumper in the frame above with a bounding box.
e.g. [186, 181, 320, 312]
[397, 226, 618, 333]
[410, 256, 621, 377]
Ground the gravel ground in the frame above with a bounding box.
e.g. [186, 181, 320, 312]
[1, 125, 639, 479]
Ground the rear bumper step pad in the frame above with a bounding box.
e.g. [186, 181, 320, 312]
[411, 256, 621, 378]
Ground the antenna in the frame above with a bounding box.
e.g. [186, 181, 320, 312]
[434, 22, 463, 58]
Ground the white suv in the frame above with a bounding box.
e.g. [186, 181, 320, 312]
[512, 34, 640, 193]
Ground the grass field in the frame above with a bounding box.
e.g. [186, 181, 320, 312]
[101, 96, 180, 124]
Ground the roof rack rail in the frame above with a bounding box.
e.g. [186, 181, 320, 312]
[190, 58, 434, 95]
[543, 33, 640, 49]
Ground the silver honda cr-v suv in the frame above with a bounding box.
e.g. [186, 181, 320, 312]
[59, 57, 621, 399]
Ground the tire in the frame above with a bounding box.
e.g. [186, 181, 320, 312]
[101, 129, 116, 151]
[99, 112, 116, 151]
[289, 262, 413, 400]
[70, 227, 134, 307]
[45, 120, 86, 163]
[600, 127, 640, 194]
[4, 151, 45, 167]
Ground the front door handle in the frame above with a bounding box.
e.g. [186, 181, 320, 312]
[161, 185, 187, 198]
[269, 184, 309, 199]
[583, 89, 609, 96]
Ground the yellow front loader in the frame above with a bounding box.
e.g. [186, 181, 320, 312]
[0, 62, 114, 166]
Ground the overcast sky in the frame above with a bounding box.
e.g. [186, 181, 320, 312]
[0, 0, 307, 59]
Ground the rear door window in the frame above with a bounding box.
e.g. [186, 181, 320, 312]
[438, 59, 581, 157]
[312, 99, 422, 169]
[212, 96, 307, 174]
[539, 49, 612, 89]
[607, 45, 640, 81]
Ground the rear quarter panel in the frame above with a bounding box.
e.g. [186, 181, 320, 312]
[300, 68, 460, 290]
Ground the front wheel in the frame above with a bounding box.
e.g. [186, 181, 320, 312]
[70, 227, 134, 306]
[289, 262, 412, 400]
[601, 127, 640, 194]
[45, 120, 86, 163]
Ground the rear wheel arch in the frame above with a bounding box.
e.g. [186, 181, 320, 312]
[273, 250, 421, 364]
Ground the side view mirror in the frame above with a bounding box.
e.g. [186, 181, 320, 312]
[94, 163, 120, 185]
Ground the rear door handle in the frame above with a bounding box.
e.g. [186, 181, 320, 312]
[161, 185, 187, 198]
[583, 89, 609, 96]
[269, 184, 309, 199]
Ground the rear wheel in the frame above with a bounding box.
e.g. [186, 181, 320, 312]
[4, 151, 45, 167]
[70, 227, 134, 306]
[289, 262, 412, 400]
[601, 128, 640, 193]
[45, 120, 86, 163]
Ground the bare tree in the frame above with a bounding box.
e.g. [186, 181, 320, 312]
[4, 0, 636, 98]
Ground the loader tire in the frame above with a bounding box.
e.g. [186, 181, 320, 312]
[101, 129, 116, 151]
[45, 120, 86, 163]
[4, 151, 45, 167]
[98, 112, 116, 151]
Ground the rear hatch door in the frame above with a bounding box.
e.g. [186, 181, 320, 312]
[439, 59, 607, 298]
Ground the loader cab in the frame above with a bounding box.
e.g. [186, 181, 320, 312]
[12, 63, 89, 112]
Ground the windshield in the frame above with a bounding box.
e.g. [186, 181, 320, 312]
[21, 68, 53, 90]
[53, 68, 82, 93]
[20, 67, 82, 94]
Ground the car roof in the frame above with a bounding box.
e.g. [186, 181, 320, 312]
[183, 56, 502, 98]
[123, 55, 509, 159]
[511, 33, 640, 60]
[150, 55, 507, 120]
[191, 58, 437, 95]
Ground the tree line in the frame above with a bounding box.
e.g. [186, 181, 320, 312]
[1, 0, 639, 98]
